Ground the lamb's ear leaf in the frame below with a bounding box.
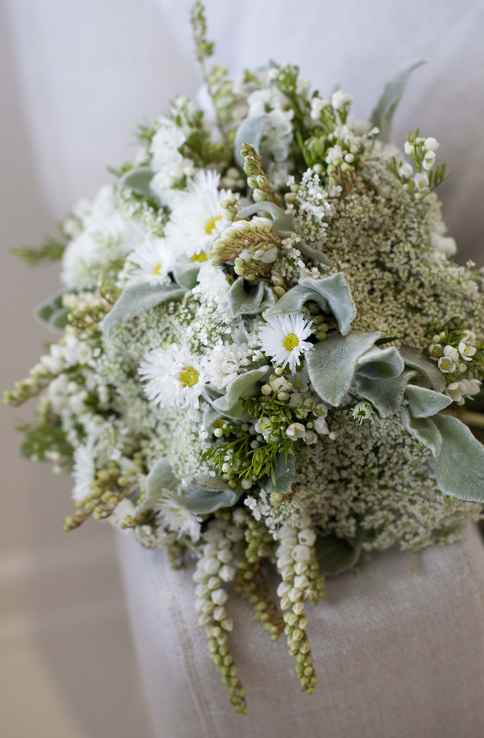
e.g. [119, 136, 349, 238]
[353, 371, 412, 417]
[307, 332, 381, 406]
[356, 346, 404, 379]
[234, 115, 269, 166]
[431, 415, 484, 503]
[146, 458, 177, 504]
[35, 294, 69, 331]
[370, 61, 425, 143]
[400, 346, 446, 392]
[401, 409, 442, 457]
[405, 385, 452, 418]
[267, 274, 356, 336]
[211, 366, 270, 419]
[177, 481, 240, 514]
[238, 202, 294, 232]
[172, 261, 199, 290]
[102, 282, 185, 339]
[228, 278, 275, 316]
[121, 166, 155, 199]
[317, 535, 362, 576]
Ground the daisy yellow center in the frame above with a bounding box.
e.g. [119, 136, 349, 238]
[282, 333, 300, 352]
[191, 251, 209, 263]
[178, 366, 200, 388]
[151, 261, 162, 275]
[204, 214, 222, 235]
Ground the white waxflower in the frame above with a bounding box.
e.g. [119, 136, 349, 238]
[72, 442, 95, 503]
[438, 345, 458, 374]
[458, 340, 477, 361]
[310, 96, 328, 121]
[195, 262, 231, 305]
[62, 185, 145, 290]
[150, 117, 194, 196]
[424, 137, 440, 152]
[164, 170, 229, 263]
[259, 313, 313, 372]
[157, 491, 201, 542]
[125, 238, 172, 285]
[326, 144, 343, 165]
[139, 344, 207, 409]
[205, 342, 249, 391]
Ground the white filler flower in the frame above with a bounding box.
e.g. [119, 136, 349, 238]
[259, 313, 313, 372]
[72, 442, 96, 503]
[126, 238, 172, 285]
[165, 170, 228, 262]
[139, 344, 206, 409]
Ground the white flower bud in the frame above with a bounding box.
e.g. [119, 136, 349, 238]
[293, 544, 311, 562]
[211, 588, 228, 606]
[299, 528, 316, 546]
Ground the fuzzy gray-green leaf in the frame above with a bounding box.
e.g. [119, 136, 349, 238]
[267, 273, 356, 336]
[370, 61, 425, 143]
[121, 166, 155, 199]
[317, 535, 362, 576]
[211, 366, 270, 419]
[432, 415, 484, 503]
[228, 278, 275, 316]
[102, 282, 185, 339]
[234, 115, 268, 166]
[307, 332, 381, 406]
[178, 481, 240, 514]
[401, 409, 442, 457]
[356, 346, 404, 379]
[400, 346, 446, 392]
[405, 385, 452, 418]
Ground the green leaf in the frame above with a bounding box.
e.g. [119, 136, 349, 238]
[317, 535, 362, 576]
[239, 202, 294, 232]
[307, 332, 381, 406]
[356, 346, 404, 379]
[146, 458, 178, 499]
[353, 371, 412, 418]
[405, 385, 452, 418]
[228, 278, 275, 316]
[102, 282, 185, 339]
[177, 479, 240, 514]
[211, 366, 270, 419]
[432, 415, 484, 503]
[267, 274, 356, 336]
[172, 260, 200, 290]
[234, 115, 268, 166]
[35, 294, 68, 331]
[401, 409, 442, 457]
[121, 166, 155, 199]
[400, 346, 446, 392]
[370, 61, 425, 143]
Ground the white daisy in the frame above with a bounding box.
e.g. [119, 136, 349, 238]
[157, 491, 201, 542]
[259, 313, 313, 373]
[139, 344, 206, 409]
[205, 342, 249, 391]
[126, 238, 172, 285]
[72, 442, 96, 504]
[164, 170, 228, 263]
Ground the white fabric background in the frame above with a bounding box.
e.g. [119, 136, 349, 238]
[2, 1, 484, 736]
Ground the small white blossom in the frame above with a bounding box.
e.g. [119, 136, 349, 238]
[139, 344, 207, 409]
[259, 313, 313, 372]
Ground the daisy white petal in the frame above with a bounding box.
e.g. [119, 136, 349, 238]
[126, 238, 172, 285]
[139, 344, 206, 409]
[259, 313, 313, 372]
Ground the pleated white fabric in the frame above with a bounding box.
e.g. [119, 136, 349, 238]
[117, 525, 484, 738]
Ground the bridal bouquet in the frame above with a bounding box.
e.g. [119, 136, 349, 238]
[7, 1, 484, 713]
